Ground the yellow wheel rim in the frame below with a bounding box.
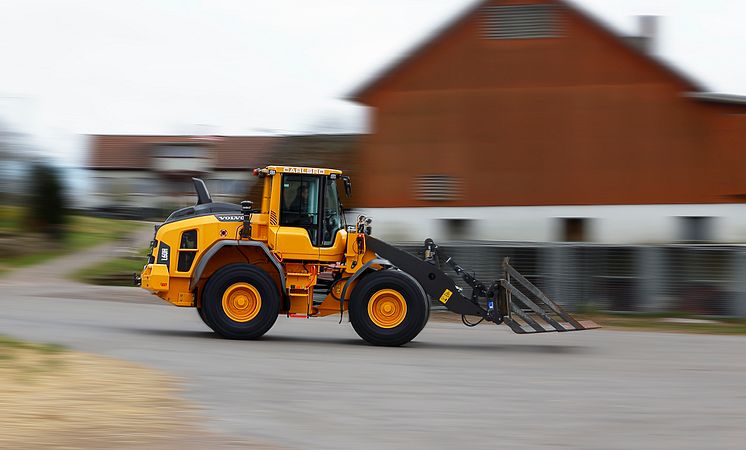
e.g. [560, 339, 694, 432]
[222, 282, 261, 322]
[367, 289, 407, 329]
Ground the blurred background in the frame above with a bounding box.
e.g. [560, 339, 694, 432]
[3, 0, 746, 316]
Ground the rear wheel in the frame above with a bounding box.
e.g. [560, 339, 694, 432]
[201, 264, 280, 339]
[349, 270, 429, 346]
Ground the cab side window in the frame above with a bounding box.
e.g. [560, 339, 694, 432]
[321, 177, 344, 246]
[280, 175, 320, 245]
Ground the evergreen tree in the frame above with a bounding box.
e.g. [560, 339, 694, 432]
[26, 162, 68, 238]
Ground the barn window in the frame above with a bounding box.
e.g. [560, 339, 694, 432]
[679, 217, 713, 242]
[481, 4, 559, 39]
[441, 218, 475, 240]
[560, 218, 588, 242]
[413, 175, 462, 202]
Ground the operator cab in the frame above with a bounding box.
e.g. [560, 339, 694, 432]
[253, 166, 352, 259]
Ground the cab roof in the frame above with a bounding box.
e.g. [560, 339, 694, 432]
[263, 165, 343, 176]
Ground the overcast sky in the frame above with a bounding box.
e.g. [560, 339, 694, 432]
[1, 0, 745, 165]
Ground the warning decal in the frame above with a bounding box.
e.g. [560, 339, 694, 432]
[439, 289, 453, 304]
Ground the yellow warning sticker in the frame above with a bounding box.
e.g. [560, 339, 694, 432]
[439, 289, 453, 304]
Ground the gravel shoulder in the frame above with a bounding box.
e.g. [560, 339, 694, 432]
[1, 345, 185, 449]
[0, 337, 252, 449]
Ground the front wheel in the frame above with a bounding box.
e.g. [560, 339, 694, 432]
[349, 270, 430, 346]
[201, 264, 280, 339]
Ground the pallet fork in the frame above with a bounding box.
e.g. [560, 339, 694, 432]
[365, 237, 599, 334]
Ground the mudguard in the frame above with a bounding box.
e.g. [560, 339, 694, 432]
[189, 240, 286, 294]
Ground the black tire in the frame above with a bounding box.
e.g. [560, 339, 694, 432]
[201, 264, 280, 339]
[349, 270, 430, 346]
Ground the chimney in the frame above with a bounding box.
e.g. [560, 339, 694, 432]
[637, 15, 658, 54]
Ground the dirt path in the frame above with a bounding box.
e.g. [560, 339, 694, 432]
[0, 223, 161, 304]
[5, 222, 154, 285]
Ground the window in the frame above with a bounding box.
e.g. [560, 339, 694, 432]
[321, 177, 344, 246]
[165, 179, 197, 195]
[560, 218, 587, 242]
[151, 144, 210, 174]
[413, 174, 462, 202]
[208, 179, 247, 196]
[152, 144, 207, 158]
[131, 178, 156, 194]
[177, 229, 197, 272]
[680, 217, 713, 242]
[441, 219, 475, 241]
[280, 175, 321, 245]
[481, 4, 559, 40]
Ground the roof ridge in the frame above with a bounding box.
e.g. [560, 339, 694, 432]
[348, 0, 706, 102]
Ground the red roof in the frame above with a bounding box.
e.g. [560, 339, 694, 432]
[87, 135, 280, 170]
[348, 0, 705, 102]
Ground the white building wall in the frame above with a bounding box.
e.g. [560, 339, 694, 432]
[358, 204, 746, 244]
[152, 156, 211, 173]
[206, 171, 257, 204]
[87, 170, 255, 209]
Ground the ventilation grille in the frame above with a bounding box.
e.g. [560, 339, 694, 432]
[413, 175, 463, 202]
[270, 210, 278, 226]
[481, 4, 559, 40]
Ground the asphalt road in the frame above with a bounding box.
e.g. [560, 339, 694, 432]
[1, 278, 745, 450]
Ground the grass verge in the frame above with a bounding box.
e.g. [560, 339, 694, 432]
[0, 214, 142, 272]
[430, 310, 746, 335]
[70, 253, 148, 286]
[0, 204, 24, 231]
[0, 335, 65, 360]
[586, 312, 746, 335]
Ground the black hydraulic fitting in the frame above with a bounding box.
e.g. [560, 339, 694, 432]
[240, 200, 253, 239]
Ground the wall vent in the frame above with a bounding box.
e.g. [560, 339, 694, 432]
[481, 4, 560, 40]
[413, 175, 463, 202]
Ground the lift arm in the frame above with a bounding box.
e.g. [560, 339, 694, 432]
[365, 236, 599, 334]
[365, 236, 496, 320]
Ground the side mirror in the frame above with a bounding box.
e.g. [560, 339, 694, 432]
[341, 176, 352, 198]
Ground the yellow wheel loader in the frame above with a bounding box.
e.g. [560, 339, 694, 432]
[136, 166, 597, 346]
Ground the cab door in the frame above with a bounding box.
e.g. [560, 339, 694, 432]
[272, 174, 321, 260]
[318, 175, 347, 262]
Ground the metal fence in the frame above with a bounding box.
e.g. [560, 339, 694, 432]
[396, 241, 746, 316]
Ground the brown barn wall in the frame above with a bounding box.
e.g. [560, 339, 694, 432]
[356, 0, 746, 207]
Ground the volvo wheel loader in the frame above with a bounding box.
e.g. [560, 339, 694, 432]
[136, 165, 597, 346]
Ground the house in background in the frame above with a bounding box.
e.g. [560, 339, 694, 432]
[87, 133, 363, 217]
[87, 135, 278, 214]
[349, 0, 746, 243]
